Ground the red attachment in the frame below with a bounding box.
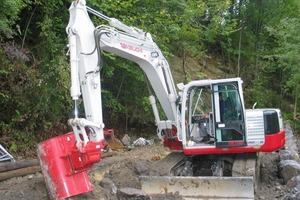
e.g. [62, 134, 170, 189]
[163, 125, 183, 151]
[164, 137, 183, 150]
[37, 132, 105, 199]
[103, 128, 114, 137]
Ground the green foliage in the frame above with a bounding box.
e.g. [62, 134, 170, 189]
[101, 54, 154, 132]
[0, 41, 71, 155]
[1, 0, 300, 154]
[263, 16, 300, 123]
[0, 0, 71, 155]
[215, 0, 300, 117]
[0, 0, 27, 39]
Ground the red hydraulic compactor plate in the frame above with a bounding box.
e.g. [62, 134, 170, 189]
[37, 132, 104, 199]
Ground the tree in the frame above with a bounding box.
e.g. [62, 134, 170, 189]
[265, 17, 300, 119]
[216, 0, 300, 111]
[0, 0, 27, 39]
[0, 0, 72, 155]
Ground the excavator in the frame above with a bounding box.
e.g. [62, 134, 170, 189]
[37, 0, 286, 199]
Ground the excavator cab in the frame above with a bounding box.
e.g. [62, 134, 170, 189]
[182, 78, 247, 149]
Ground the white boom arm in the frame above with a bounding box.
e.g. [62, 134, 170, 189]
[97, 25, 181, 137]
[66, 0, 181, 148]
[66, 0, 105, 150]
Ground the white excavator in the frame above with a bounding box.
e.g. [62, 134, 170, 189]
[37, 0, 285, 199]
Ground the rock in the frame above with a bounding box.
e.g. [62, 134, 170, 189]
[117, 187, 151, 200]
[122, 134, 132, 146]
[134, 161, 150, 176]
[99, 178, 117, 194]
[132, 138, 153, 146]
[279, 150, 292, 161]
[279, 160, 300, 183]
[284, 124, 300, 161]
[18, 191, 25, 198]
[27, 175, 34, 180]
[286, 175, 300, 189]
[133, 138, 147, 146]
[275, 185, 281, 191]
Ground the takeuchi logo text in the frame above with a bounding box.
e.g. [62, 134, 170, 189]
[120, 43, 143, 53]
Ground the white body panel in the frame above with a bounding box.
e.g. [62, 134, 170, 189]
[245, 109, 265, 146]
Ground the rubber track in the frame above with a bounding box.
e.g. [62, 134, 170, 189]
[149, 151, 186, 176]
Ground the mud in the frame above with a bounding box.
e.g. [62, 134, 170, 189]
[0, 143, 291, 200]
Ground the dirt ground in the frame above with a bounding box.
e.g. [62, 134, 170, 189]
[0, 140, 292, 200]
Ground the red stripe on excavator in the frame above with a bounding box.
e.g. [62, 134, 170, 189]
[181, 130, 285, 155]
[260, 129, 285, 152]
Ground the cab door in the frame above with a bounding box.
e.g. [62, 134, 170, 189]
[212, 82, 247, 148]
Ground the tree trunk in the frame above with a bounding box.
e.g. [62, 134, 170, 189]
[182, 48, 187, 83]
[237, 27, 242, 77]
[0, 166, 41, 181]
[294, 89, 298, 119]
[0, 159, 39, 172]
